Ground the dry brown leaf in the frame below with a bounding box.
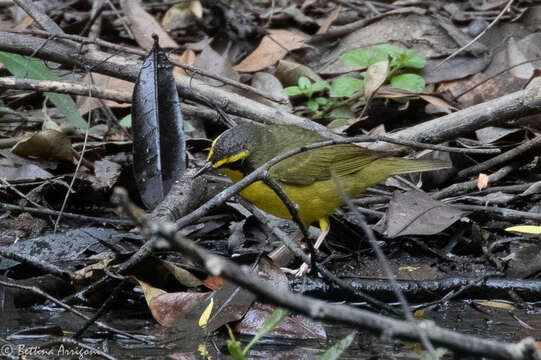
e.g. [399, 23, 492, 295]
[234, 29, 308, 72]
[274, 59, 322, 86]
[477, 173, 489, 190]
[12, 130, 73, 163]
[316, 6, 340, 35]
[364, 60, 389, 101]
[419, 94, 458, 111]
[172, 50, 197, 76]
[203, 276, 227, 290]
[78, 73, 134, 115]
[120, 0, 178, 50]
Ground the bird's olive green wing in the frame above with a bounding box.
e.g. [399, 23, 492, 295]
[270, 144, 385, 185]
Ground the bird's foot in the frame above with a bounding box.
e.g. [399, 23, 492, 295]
[281, 262, 310, 277]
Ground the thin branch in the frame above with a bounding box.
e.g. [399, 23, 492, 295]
[0, 28, 287, 104]
[0, 248, 75, 281]
[456, 135, 541, 180]
[0, 202, 132, 225]
[432, 0, 515, 71]
[433, 163, 519, 199]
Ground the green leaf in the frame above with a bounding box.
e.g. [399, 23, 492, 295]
[307, 100, 319, 111]
[226, 326, 245, 360]
[402, 49, 426, 69]
[315, 97, 329, 105]
[317, 331, 357, 360]
[372, 44, 402, 61]
[119, 114, 132, 128]
[0, 51, 87, 128]
[340, 49, 372, 67]
[327, 117, 350, 128]
[311, 80, 330, 93]
[298, 76, 311, 90]
[283, 86, 304, 96]
[328, 106, 353, 125]
[391, 73, 425, 93]
[243, 308, 288, 356]
[330, 77, 364, 97]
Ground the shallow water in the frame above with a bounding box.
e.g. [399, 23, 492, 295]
[2, 299, 537, 359]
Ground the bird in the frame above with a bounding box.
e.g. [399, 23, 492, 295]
[198, 123, 451, 275]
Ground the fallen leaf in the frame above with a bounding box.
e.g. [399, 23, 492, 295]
[234, 303, 326, 339]
[161, 260, 203, 287]
[162, 1, 202, 31]
[199, 297, 214, 327]
[120, 0, 178, 50]
[78, 73, 133, 115]
[94, 159, 122, 188]
[385, 190, 468, 238]
[475, 301, 516, 310]
[148, 291, 210, 327]
[0, 164, 53, 181]
[12, 130, 73, 162]
[234, 29, 308, 72]
[364, 60, 389, 101]
[173, 49, 197, 76]
[316, 6, 340, 35]
[419, 94, 458, 111]
[274, 59, 322, 86]
[505, 225, 541, 235]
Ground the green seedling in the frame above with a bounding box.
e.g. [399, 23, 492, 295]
[227, 308, 289, 360]
[340, 44, 426, 93]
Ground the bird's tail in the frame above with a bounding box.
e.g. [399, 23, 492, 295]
[373, 157, 452, 176]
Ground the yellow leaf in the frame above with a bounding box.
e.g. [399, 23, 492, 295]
[399, 266, 420, 272]
[190, 1, 203, 18]
[414, 310, 424, 319]
[198, 343, 211, 359]
[475, 301, 516, 310]
[199, 297, 214, 327]
[505, 225, 541, 235]
[133, 278, 166, 305]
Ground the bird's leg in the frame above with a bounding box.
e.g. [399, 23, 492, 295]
[287, 218, 330, 277]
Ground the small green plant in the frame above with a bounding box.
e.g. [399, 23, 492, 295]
[227, 308, 289, 360]
[317, 331, 358, 360]
[339, 44, 426, 93]
[283, 76, 330, 112]
[281, 44, 427, 125]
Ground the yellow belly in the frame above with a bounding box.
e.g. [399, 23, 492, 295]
[221, 168, 348, 226]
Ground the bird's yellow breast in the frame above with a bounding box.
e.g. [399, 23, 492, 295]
[220, 168, 345, 226]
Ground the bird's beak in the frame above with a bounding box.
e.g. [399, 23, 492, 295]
[194, 161, 213, 178]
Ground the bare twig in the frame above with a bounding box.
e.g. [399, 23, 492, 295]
[0, 28, 286, 104]
[0, 202, 132, 225]
[370, 77, 541, 152]
[433, 163, 519, 200]
[456, 135, 541, 180]
[0, 248, 75, 281]
[433, 0, 515, 71]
